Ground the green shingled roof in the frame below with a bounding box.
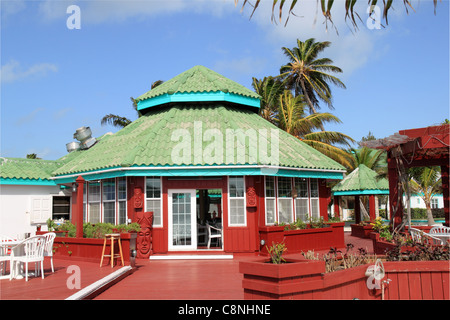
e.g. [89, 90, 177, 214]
[0, 157, 64, 183]
[331, 164, 389, 195]
[53, 104, 346, 177]
[135, 65, 260, 102]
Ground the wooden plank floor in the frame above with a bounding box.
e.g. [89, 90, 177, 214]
[1, 232, 373, 300]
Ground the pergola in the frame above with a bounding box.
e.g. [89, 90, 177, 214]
[362, 124, 449, 228]
[332, 164, 389, 224]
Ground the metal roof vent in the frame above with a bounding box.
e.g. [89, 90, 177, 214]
[73, 126, 97, 150]
[66, 141, 80, 153]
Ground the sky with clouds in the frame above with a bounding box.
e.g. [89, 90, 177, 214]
[1, 0, 448, 160]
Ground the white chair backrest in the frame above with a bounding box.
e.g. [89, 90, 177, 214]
[423, 233, 444, 245]
[17, 236, 46, 259]
[430, 226, 450, 234]
[43, 232, 56, 255]
[409, 228, 423, 243]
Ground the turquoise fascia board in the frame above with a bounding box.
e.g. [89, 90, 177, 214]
[137, 92, 260, 110]
[53, 165, 344, 183]
[333, 189, 389, 196]
[0, 178, 57, 186]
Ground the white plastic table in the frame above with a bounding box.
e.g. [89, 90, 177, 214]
[432, 233, 450, 244]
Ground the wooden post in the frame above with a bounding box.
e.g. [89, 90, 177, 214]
[369, 195, 376, 221]
[388, 162, 403, 228]
[354, 195, 361, 224]
[75, 176, 85, 238]
[441, 164, 449, 227]
[334, 196, 340, 219]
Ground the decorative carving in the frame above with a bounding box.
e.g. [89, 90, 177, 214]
[134, 187, 143, 209]
[246, 186, 257, 208]
[136, 211, 153, 259]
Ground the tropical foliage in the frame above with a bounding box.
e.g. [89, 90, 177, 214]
[279, 38, 346, 114]
[409, 166, 442, 225]
[234, 0, 441, 31]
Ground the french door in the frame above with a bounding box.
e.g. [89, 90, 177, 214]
[168, 189, 197, 251]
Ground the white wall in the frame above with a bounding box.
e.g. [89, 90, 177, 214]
[0, 184, 70, 239]
[403, 195, 444, 209]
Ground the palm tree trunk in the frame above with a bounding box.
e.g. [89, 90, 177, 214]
[425, 203, 436, 226]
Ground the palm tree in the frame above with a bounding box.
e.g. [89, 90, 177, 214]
[409, 167, 442, 226]
[251, 76, 283, 124]
[275, 90, 355, 168]
[279, 38, 346, 116]
[101, 80, 164, 129]
[347, 147, 386, 174]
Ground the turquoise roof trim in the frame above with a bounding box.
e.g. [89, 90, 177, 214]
[0, 177, 57, 186]
[52, 165, 344, 184]
[333, 189, 389, 196]
[137, 91, 260, 110]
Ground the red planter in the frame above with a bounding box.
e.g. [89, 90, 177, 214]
[351, 224, 374, 238]
[241, 258, 450, 300]
[49, 233, 137, 266]
[259, 223, 345, 255]
[370, 232, 396, 255]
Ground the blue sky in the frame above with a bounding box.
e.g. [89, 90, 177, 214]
[1, 0, 448, 160]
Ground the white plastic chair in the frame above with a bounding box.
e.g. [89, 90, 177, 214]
[0, 235, 14, 275]
[429, 226, 450, 235]
[207, 223, 222, 249]
[10, 236, 46, 282]
[42, 232, 56, 273]
[409, 227, 443, 245]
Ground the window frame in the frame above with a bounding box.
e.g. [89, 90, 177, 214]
[145, 176, 163, 227]
[228, 176, 247, 227]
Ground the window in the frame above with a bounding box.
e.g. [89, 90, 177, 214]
[84, 178, 127, 225]
[88, 181, 101, 224]
[431, 197, 439, 209]
[229, 176, 246, 226]
[52, 196, 71, 220]
[117, 177, 127, 224]
[265, 176, 276, 225]
[294, 178, 309, 222]
[264, 177, 321, 225]
[309, 179, 320, 219]
[146, 177, 162, 226]
[103, 179, 116, 224]
[277, 177, 293, 223]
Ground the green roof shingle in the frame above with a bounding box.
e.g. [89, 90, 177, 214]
[331, 164, 388, 194]
[0, 157, 64, 181]
[53, 104, 346, 176]
[135, 65, 260, 102]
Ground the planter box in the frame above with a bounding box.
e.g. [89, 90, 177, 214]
[370, 232, 396, 255]
[351, 224, 374, 238]
[259, 222, 345, 255]
[47, 233, 137, 266]
[241, 258, 450, 300]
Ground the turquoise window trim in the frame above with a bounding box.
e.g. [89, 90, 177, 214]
[137, 91, 260, 110]
[0, 177, 57, 186]
[333, 189, 389, 196]
[52, 165, 344, 183]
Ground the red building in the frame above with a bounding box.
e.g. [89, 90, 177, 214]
[49, 66, 346, 254]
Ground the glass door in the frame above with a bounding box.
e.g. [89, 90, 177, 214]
[168, 189, 197, 251]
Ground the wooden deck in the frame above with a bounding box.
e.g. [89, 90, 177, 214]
[1, 232, 373, 300]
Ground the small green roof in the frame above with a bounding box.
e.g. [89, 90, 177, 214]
[0, 157, 64, 184]
[332, 164, 389, 195]
[53, 104, 346, 178]
[135, 66, 261, 110]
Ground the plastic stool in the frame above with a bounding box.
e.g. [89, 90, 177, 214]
[100, 233, 124, 268]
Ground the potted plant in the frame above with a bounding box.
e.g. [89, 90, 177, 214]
[240, 242, 326, 299]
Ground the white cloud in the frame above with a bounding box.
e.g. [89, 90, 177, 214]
[1, 60, 58, 83]
[213, 57, 267, 78]
[15, 107, 45, 126]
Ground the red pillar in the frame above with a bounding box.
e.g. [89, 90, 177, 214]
[75, 176, 85, 238]
[369, 195, 376, 221]
[318, 179, 329, 221]
[334, 196, 340, 219]
[388, 160, 403, 228]
[441, 164, 449, 227]
[354, 195, 361, 224]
